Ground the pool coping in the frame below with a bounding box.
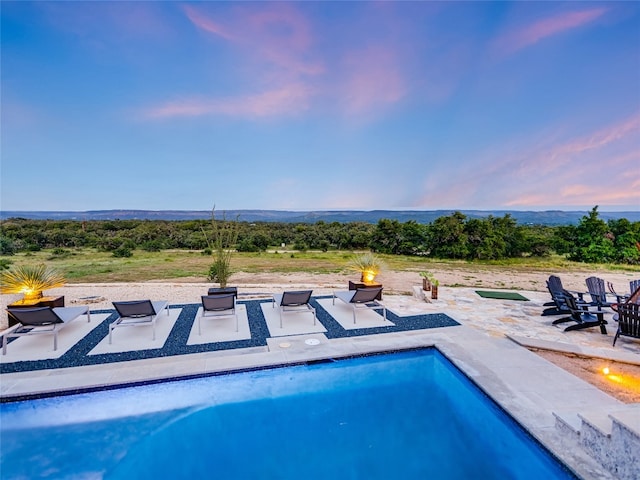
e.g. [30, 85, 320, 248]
[0, 324, 619, 479]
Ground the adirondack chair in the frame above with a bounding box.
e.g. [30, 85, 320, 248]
[608, 279, 640, 303]
[543, 275, 585, 316]
[613, 301, 640, 347]
[585, 276, 615, 308]
[552, 291, 608, 334]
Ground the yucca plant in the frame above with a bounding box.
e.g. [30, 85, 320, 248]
[203, 208, 239, 288]
[0, 264, 66, 300]
[348, 252, 384, 283]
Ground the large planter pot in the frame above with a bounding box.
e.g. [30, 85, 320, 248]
[422, 278, 431, 291]
[207, 286, 238, 299]
[431, 285, 438, 300]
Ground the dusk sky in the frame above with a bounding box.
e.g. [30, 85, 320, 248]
[1, 1, 639, 212]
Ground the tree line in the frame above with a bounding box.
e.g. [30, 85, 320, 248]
[1, 207, 638, 264]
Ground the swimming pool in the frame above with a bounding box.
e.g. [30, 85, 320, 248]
[1, 349, 576, 479]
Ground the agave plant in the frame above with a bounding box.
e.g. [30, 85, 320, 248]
[348, 252, 383, 284]
[0, 264, 66, 300]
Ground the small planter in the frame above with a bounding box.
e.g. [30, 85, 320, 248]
[422, 278, 432, 291]
[431, 285, 439, 300]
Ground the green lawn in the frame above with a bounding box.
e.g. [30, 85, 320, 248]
[1, 248, 635, 283]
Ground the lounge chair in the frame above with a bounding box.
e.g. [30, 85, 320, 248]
[109, 300, 169, 344]
[332, 287, 386, 324]
[272, 290, 316, 328]
[613, 301, 640, 346]
[3, 306, 91, 354]
[552, 292, 607, 334]
[200, 294, 238, 333]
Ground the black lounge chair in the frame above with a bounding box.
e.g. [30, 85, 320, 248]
[3, 306, 91, 354]
[552, 292, 608, 334]
[272, 290, 316, 328]
[333, 287, 386, 324]
[200, 294, 238, 333]
[110, 300, 169, 343]
[613, 301, 640, 347]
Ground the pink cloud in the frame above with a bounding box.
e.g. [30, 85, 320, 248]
[533, 114, 640, 173]
[495, 8, 607, 56]
[504, 182, 640, 209]
[183, 5, 236, 41]
[501, 116, 640, 208]
[184, 3, 323, 80]
[144, 84, 314, 119]
[179, 3, 411, 120]
[413, 113, 640, 209]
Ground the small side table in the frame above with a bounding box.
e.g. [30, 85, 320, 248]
[348, 281, 383, 300]
[7, 296, 65, 327]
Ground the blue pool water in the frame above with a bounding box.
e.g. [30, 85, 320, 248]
[1, 349, 576, 479]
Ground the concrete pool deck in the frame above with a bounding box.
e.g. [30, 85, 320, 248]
[1, 286, 639, 479]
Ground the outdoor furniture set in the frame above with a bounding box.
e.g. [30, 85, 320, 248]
[545, 275, 640, 346]
[2, 283, 387, 354]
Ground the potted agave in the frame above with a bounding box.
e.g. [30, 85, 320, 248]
[349, 252, 383, 284]
[0, 264, 65, 301]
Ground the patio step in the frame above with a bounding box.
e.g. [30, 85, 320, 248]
[553, 410, 582, 439]
[554, 404, 640, 480]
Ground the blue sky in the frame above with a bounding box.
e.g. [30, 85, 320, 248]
[1, 1, 639, 212]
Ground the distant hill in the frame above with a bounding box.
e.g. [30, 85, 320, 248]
[1, 209, 639, 225]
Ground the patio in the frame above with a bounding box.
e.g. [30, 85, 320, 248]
[1, 286, 639, 479]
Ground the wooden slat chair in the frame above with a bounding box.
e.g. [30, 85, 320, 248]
[585, 276, 615, 308]
[608, 279, 640, 304]
[544, 275, 570, 314]
[613, 302, 640, 347]
[552, 291, 608, 334]
[544, 275, 588, 316]
[611, 285, 640, 321]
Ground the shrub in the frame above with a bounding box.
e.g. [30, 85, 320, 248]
[0, 236, 15, 255]
[112, 246, 133, 258]
[141, 240, 163, 252]
[237, 239, 261, 252]
[293, 241, 308, 251]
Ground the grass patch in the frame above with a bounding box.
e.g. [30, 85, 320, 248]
[0, 249, 633, 283]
